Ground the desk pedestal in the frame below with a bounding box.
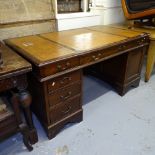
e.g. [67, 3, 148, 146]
[29, 70, 83, 139]
[85, 47, 145, 96]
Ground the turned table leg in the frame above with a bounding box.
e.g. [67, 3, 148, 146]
[11, 92, 33, 151]
[145, 40, 155, 82]
[18, 89, 38, 144]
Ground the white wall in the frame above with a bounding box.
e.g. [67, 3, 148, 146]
[90, 0, 125, 25]
[57, 12, 101, 31]
[92, 0, 121, 7]
[56, 0, 101, 31]
[56, 0, 125, 31]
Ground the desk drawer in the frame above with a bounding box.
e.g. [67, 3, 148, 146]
[49, 96, 81, 124]
[0, 77, 18, 92]
[48, 82, 81, 107]
[0, 115, 17, 138]
[80, 38, 148, 66]
[41, 57, 79, 77]
[80, 51, 103, 65]
[47, 70, 81, 93]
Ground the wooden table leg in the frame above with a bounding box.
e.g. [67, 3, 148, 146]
[145, 40, 155, 82]
[18, 90, 38, 144]
[11, 92, 33, 151]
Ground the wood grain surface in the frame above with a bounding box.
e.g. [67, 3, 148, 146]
[40, 28, 126, 52]
[109, 23, 155, 40]
[0, 43, 31, 79]
[5, 26, 148, 66]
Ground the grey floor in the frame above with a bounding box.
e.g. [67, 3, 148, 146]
[1, 66, 155, 155]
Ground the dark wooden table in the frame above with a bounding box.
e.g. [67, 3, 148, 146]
[0, 42, 38, 151]
[5, 25, 150, 139]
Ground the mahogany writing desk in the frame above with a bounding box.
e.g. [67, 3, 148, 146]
[5, 26, 149, 139]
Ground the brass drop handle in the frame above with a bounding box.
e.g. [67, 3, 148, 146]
[60, 91, 72, 100]
[66, 62, 70, 66]
[137, 40, 143, 45]
[57, 64, 62, 70]
[92, 55, 99, 61]
[98, 53, 102, 57]
[92, 53, 102, 61]
[62, 106, 71, 114]
[118, 45, 126, 50]
[13, 80, 17, 87]
[60, 77, 72, 84]
[57, 62, 71, 71]
[137, 40, 141, 45]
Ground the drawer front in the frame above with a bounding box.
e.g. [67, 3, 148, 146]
[114, 37, 148, 52]
[41, 57, 79, 78]
[80, 51, 104, 65]
[0, 77, 18, 92]
[125, 48, 144, 82]
[0, 115, 16, 129]
[50, 96, 81, 124]
[47, 70, 81, 93]
[80, 38, 148, 66]
[0, 115, 17, 138]
[48, 82, 81, 107]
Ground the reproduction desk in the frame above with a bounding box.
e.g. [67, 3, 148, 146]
[5, 26, 149, 139]
[0, 42, 38, 150]
[108, 23, 155, 82]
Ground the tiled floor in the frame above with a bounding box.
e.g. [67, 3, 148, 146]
[1, 67, 155, 155]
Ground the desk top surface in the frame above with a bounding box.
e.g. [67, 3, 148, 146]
[0, 42, 31, 80]
[5, 25, 145, 66]
[109, 23, 155, 40]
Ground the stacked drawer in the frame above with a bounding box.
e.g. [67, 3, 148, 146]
[46, 70, 82, 125]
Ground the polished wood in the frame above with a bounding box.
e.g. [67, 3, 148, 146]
[48, 82, 81, 107]
[50, 95, 81, 123]
[4, 36, 76, 65]
[87, 25, 144, 37]
[121, 0, 155, 20]
[145, 41, 155, 82]
[0, 43, 38, 150]
[107, 24, 155, 40]
[27, 70, 83, 139]
[109, 23, 155, 82]
[5, 26, 149, 139]
[40, 29, 126, 52]
[47, 70, 81, 93]
[85, 47, 145, 95]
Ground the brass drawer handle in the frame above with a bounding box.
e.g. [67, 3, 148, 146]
[92, 53, 102, 61]
[57, 62, 71, 71]
[60, 77, 72, 84]
[13, 80, 17, 87]
[137, 40, 143, 45]
[98, 53, 102, 57]
[62, 106, 71, 114]
[118, 45, 126, 50]
[60, 91, 72, 100]
[66, 62, 70, 67]
[92, 55, 99, 61]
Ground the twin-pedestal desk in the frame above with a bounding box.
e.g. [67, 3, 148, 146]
[5, 25, 149, 139]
